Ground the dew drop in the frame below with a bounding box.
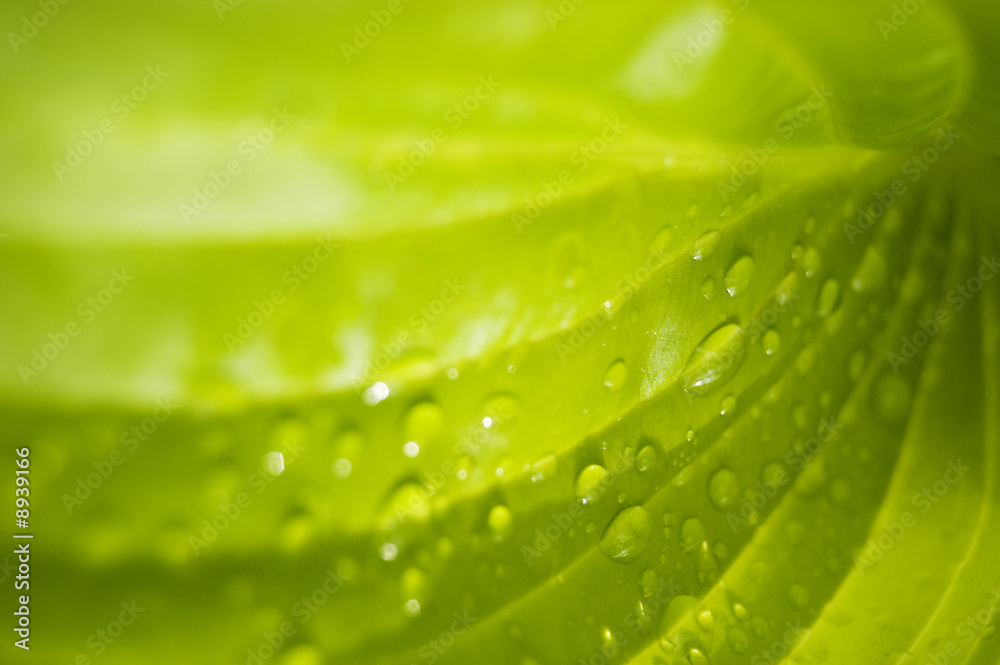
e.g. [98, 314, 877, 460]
[652, 226, 674, 253]
[404, 402, 445, 443]
[724, 255, 755, 297]
[262, 451, 285, 476]
[576, 465, 611, 504]
[363, 382, 390, 406]
[680, 517, 706, 553]
[708, 469, 739, 510]
[688, 647, 711, 665]
[696, 610, 714, 633]
[733, 603, 750, 621]
[876, 375, 911, 421]
[852, 246, 887, 292]
[702, 277, 717, 300]
[488, 505, 514, 542]
[750, 616, 768, 637]
[691, 231, 721, 261]
[788, 584, 810, 609]
[802, 248, 822, 278]
[600, 506, 652, 564]
[816, 279, 841, 318]
[728, 628, 749, 653]
[681, 324, 746, 395]
[661, 595, 698, 633]
[635, 444, 657, 473]
[720, 394, 736, 415]
[604, 359, 628, 389]
[641, 569, 659, 598]
[332, 458, 352, 478]
[763, 330, 781, 356]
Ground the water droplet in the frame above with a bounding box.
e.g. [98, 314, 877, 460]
[831, 478, 851, 503]
[788, 584, 810, 609]
[691, 231, 721, 261]
[404, 599, 421, 617]
[696, 610, 714, 632]
[402, 441, 420, 458]
[641, 569, 659, 598]
[488, 505, 514, 542]
[733, 603, 750, 621]
[708, 469, 739, 510]
[852, 246, 887, 292]
[876, 375, 911, 421]
[332, 458, 352, 478]
[802, 248, 822, 278]
[724, 255, 755, 297]
[652, 226, 674, 253]
[792, 403, 810, 429]
[380, 542, 398, 561]
[688, 647, 711, 665]
[635, 444, 657, 473]
[263, 451, 285, 476]
[363, 382, 390, 406]
[405, 402, 445, 443]
[720, 394, 736, 415]
[604, 359, 628, 389]
[750, 616, 768, 637]
[531, 455, 558, 483]
[446, 367, 459, 380]
[576, 465, 611, 504]
[681, 324, 746, 395]
[728, 627, 749, 652]
[763, 330, 781, 356]
[702, 277, 717, 300]
[600, 506, 652, 564]
[776, 272, 800, 307]
[816, 279, 841, 317]
[680, 517, 706, 553]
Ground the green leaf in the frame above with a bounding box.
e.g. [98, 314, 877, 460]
[1, 1, 999, 664]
